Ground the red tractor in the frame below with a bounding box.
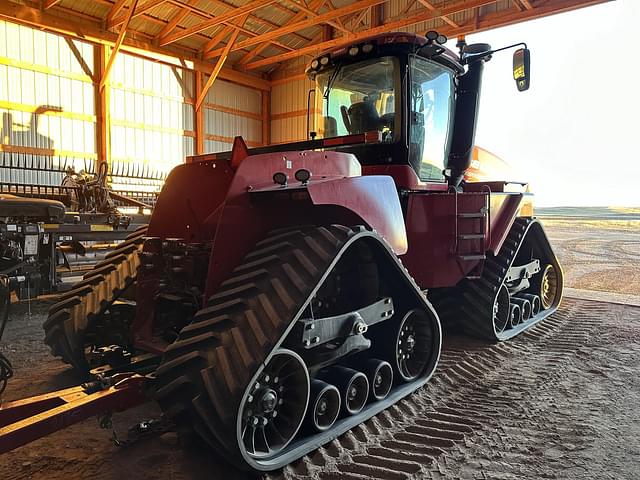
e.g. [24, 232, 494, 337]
[36, 31, 562, 472]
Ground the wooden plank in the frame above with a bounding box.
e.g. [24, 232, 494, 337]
[283, 0, 349, 33]
[159, 0, 277, 46]
[205, 0, 384, 59]
[100, 0, 140, 89]
[196, 27, 240, 111]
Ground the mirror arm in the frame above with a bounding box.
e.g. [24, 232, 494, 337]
[462, 42, 528, 64]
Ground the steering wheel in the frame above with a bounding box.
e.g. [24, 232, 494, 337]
[340, 105, 352, 134]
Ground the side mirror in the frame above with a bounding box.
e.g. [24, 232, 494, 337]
[513, 48, 531, 91]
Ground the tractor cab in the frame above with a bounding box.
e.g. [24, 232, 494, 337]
[307, 32, 530, 189]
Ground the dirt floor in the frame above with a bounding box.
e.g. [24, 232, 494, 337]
[1, 217, 639, 479]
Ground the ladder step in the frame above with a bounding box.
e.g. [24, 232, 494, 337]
[458, 212, 486, 219]
[458, 234, 485, 240]
[458, 254, 486, 261]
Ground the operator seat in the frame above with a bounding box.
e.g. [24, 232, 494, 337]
[323, 116, 338, 138]
[347, 99, 381, 134]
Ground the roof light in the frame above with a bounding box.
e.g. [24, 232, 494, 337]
[311, 59, 319, 69]
[320, 56, 330, 66]
[426, 30, 439, 41]
[348, 46, 359, 56]
[273, 172, 287, 186]
[362, 43, 373, 53]
[294, 169, 311, 184]
[436, 34, 447, 45]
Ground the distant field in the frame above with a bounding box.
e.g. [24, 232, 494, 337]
[536, 206, 640, 220]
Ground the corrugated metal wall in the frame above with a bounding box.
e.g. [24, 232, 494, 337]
[0, 19, 96, 185]
[270, 58, 316, 143]
[203, 78, 263, 153]
[110, 52, 194, 176]
[0, 18, 266, 188]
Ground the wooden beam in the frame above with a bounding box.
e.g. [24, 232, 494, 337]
[100, 0, 139, 89]
[520, 0, 534, 9]
[109, 0, 168, 29]
[0, 1, 272, 91]
[282, 0, 349, 34]
[205, 0, 385, 60]
[417, 0, 460, 28]
[94, 45, 111, 171]
[237, 0, 326, 66]
[261, 90, 270, 146]
[155, 5, 190, 40]
[160, 0, 276, 46]
[106, 0, 128, 23]
[246, 0, 500, 70]
[201, 13, 249, 54]
[43, 0, 63, 9]
[196, 28, 240, 111]
[371, 3, 384, 27]
[194, 72, 204, 154]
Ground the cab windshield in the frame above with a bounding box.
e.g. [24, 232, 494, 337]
[316, 56, 399, 142]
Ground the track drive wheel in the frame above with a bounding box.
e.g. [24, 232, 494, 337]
[239, 349, 310, 459]
[391, 309, 436, 382]
[537, 264, 559, 310]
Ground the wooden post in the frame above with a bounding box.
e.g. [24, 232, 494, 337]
[195, 72, 205, 155]
[261, 90, 270, 146]
[94, 44, 111, 172]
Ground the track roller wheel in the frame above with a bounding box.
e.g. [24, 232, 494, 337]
[306, 380, 341, 432]
[239, 349, 309, 459]
[509, 303, 522, 328]
[322, 366, 369, 416]
[358, 359, 393, 401]
[519, 293, 541, 316]
[392, 309, 435, 382]
[511, 297, 532, 321]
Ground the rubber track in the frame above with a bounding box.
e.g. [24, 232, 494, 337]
[154, 225, 356, 466]
[154, 224, 440, 471]
[431, 217, 562, 341]
[43, 225, 147, 372]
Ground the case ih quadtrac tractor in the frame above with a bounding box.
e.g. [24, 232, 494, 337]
[36, 31, 562, 472]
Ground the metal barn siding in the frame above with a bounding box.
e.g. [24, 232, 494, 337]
[0, 19, 96, 185]
[203, 78, 263, 151]
[109, 53, 194, 177]
[270, 59, 316, 144]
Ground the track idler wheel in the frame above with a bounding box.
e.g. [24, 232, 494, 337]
[306, 380, 341, 432]
[492, 285, 511, 334]
[322, 366, 369, 416]
[519, 293, 541, 316]
[511, 297, 532, 321]
[509, 303, 522, 327]
[392, 309, 435, 382]
[239, 349, 309, 459]
[538, 264, 559, 310]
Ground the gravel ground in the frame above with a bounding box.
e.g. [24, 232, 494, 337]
[0, 217, 638, 479]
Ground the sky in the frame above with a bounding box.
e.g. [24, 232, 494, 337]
[451, 0, 640, 207]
